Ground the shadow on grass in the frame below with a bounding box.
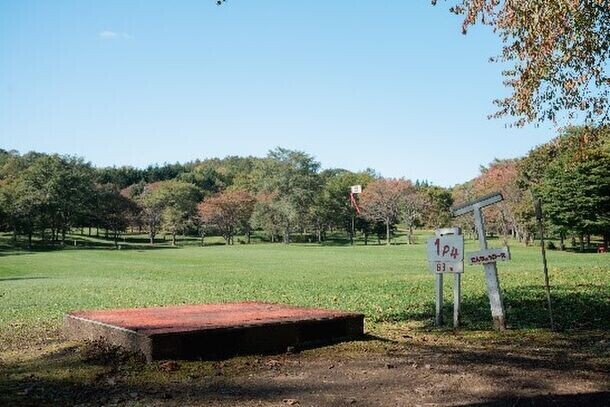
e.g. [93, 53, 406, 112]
[0, 276, 48, 282]
[0, 239, 183, 257]
[382, 284, 610, 331]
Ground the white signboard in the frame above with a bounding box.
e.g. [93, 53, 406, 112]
[467, 247, 511, 265]
[350, 185, 362, 194]
[427, 235, 464, 274]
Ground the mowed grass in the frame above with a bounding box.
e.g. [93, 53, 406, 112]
[0, 231, 609, 348]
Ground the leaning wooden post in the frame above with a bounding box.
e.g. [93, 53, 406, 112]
[535, 198, 555, 330]
[452, 193, 508, 331]
[472, 206, 506, 330]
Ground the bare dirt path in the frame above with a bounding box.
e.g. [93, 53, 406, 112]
[1, 325, 609, 406]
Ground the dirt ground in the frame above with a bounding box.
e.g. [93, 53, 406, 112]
[1, 325, 609, 406]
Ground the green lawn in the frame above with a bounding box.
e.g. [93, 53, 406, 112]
[1, 231, 608, 349]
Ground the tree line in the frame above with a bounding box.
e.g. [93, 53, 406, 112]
[1, 126, 608, 250]
[453, 126, 610, 250]
[0, 148, 451, 248]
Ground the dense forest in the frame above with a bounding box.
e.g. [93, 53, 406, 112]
[1, 126, 608, 250]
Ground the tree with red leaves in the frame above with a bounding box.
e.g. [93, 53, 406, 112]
[435, 0, 610, 126]
[360, 179, 413, 245]
[198, 189, 256, 245]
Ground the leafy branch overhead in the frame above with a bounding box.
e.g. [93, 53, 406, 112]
[217, 0, 610, 126]
[435, 0, 610, 126]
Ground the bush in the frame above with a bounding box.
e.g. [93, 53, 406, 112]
[547, 241, 557, 250]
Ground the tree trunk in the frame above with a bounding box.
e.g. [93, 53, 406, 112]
[364, 232, 368, 245]
[283, 226, 290, 244]
[586, 234, 591, 248]
[88, 226, 92, 236]
[579, 234, 585, 252]
[603, 233, 609, 250]
[560, 233, 565, 251]
[114, 232, 119, 249]
[386, 218, 390, 246]
[172, 233, 176, 246]
[317, 228, 322, 244]
[408, 225, 414, 245]
[149, 233, 155, 245]
[61, 228, 66, 245]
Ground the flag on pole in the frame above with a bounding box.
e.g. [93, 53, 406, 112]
[350, 192, 361, 214]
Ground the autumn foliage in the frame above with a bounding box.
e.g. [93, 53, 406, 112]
[198, 189, 255, 244]
[359, 179, 414, 245]
[436, 0, 610, 126]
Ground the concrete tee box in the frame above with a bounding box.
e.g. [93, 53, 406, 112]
[64, 302, 364, 361]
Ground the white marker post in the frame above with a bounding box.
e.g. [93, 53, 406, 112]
[427, 228, 464, 328]
[452, 193, 507, 330]
[349, 185, 362, 245]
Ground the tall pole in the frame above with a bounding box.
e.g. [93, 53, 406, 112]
[535, 198, 555, 330]
[472, 205, 506, 330]
[351, 215, 355, 245]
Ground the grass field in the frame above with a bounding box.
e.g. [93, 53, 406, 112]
[1, 231, 609, 405]
[1, 231, 608, 347]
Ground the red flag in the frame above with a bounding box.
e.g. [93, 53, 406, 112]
[350, 193, 361, 214]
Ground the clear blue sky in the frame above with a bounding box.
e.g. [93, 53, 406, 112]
[1, 0, 561, 186]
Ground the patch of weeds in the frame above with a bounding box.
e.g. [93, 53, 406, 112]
[79, 339, 142, 367]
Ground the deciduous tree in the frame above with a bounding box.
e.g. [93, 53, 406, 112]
[436, 0, 610, 126]
[360, 178, 412, 245]
[198, 189, 255, 244]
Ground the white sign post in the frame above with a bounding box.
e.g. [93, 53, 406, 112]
[349, 185, 362, 245]
[427, 228, 464, 328]
[452, 192, 508, 330]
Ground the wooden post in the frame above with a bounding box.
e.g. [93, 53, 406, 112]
[435, 273, 444, 326]
[351, 215, 355, 245]
[453, 273, 461, 329]
[473, 206, 506, 330]
[535, 198, 555, 330]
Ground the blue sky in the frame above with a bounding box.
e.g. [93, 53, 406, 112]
[1, 0, 562, 186]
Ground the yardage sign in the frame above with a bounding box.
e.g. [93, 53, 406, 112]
[350, 185, 362, 194]
[427, 235, 464, 274]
